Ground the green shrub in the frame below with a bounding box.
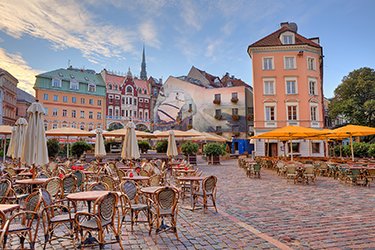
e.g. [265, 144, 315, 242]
[203, 143, 226, 156]
[71, 141, 92, 158]
[368, 144, 375, 157]
[181, 141, 199, 156]
[155, 140, 168, 153]
[47, 139, 60, 158]
[138, 141, 151, 153]
[353, 142, 369, 157]
[342, 145, 351, 157]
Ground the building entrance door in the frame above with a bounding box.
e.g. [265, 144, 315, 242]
[265, 142, 278, 157]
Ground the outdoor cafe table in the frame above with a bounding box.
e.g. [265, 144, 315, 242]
[123, 176, 150, 185]
[13, 167, 29, 173]
[15, 178, 50, 192]
[0, 204, 20, 214]
[177, 176, 205, 210]
[67, 191, 120, 213]
[17, 172, 33, 178]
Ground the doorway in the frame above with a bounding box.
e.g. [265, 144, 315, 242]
[265, 142, 278, 157]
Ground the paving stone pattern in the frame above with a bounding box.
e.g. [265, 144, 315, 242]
[6, 158, 375, 249]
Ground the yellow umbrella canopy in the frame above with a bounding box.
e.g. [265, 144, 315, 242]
[46, 127, 93, 137]
[252, 125, 327, 140]
[103, 128, 155, 138]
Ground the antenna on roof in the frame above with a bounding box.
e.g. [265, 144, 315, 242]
[67, 59, 71, 68]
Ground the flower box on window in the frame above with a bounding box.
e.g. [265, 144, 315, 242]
[232, 114, 240, 121]
[213, 99, 221, 105]
[231, 97, 239, 103]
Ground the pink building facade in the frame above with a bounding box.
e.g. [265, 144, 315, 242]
[248, 22, 325, 157]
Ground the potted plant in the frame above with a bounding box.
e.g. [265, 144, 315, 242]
[204, 143, 225, 165]
[232, 114, 240, 121]
[155, 140, 168, 153]
[138, 140, 151, 153]
[231, 97, 239, 103]
[71, 141, 92, 158]
[181, 141, 199, 165]
[213, 99, 221, 105]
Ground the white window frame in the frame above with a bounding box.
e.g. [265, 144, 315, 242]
[280, 31, 295, 45]
[51, 78, 62, 88]
[308, 78, 318, 96]
[52, 108, 58, 117]
[262, 57, 274, 70]
[97, 112, 102, 120]
[263, 78, 275, 95]
[80, 110, 85, 118]
[72, 110, 76, 118]
[43, 93, 48, 100]
[264, 103, 277, 128]
[286, 102, 299, 125]
[88, 83, 96, 92]
[285, 77, 298, 95]
[307, 57, 316, 71]
[284, 56, 296, 70]
[310, 104, 318, 121]
[70, 80, 79, 90]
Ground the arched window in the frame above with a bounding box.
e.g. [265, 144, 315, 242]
[114, 85, 118, 91]
[108, 84, 112, 90]
[126, 86, 133, 94]
[80, 123, 85, 130]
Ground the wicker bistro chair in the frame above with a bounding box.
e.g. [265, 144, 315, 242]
[119, 180, 149, 231]
[148, 186, 179, 241]
[40, 188, 76, 250]
[366, 169, 375, 187]
[3, 191, 43, 250]
[0, 179, 11, 204]
[72, 170, 86, 191]
[44, 177, 62, 202]
[0, 211, 9, 248]
[75, 192, 123, 250]
[149, 175, 161, 186]
[101, 175, 117, 191]
[61, 174, 77, 199]
[87, 182, 110, 191]
[303, 164, 316, 184]
[286, 164, 298, 183]
[192, 176, 218, 213]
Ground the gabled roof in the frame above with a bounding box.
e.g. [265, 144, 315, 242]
[221, 74, 250, 88]
[194, 67, 221, 86]
[105, 72, 125, 84]
[37, 67, 105, 86]
[249, 25, 321, 49]
[17, 88, 35, 103]
[134, 79, 149, 95]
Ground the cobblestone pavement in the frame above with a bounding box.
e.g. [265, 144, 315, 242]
[6, 158, 375, 249]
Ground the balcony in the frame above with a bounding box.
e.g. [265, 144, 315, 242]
[231, 97, 239, 103]
[213, 99, 221, 105]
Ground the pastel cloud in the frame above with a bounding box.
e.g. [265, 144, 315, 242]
[0, 48, 39, 95]
[139, 21, 161, 49]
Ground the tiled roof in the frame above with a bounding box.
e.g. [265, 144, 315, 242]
[249, 25, 321, 48]
[105, 73, 125, 84]
[37, 67, 105, 86]
[221, 75, 250, 88]
[17, 88, 35, 103]
[134, 79, 149, 95]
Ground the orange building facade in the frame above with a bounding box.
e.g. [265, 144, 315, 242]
[248, 22, 325, 157]
[34, 67, 106, 131]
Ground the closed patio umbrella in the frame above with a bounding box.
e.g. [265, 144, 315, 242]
[0, 125, 12, 162]
[14, 118, 28, 163]
[121, 122, 140, 160]
[167, 130, 178, 158]
[22, 101, 49, 172]
[95, 128, 106, 160]
[6, 127, 16, 159]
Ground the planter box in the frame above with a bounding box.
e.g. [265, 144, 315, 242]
[207, 155, 220, 165]
[188, 155, 197, 165]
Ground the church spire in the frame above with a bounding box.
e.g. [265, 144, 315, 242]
[140, 44, 147, 80]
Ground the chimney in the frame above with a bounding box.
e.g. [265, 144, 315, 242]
[280, 22, 289, 28]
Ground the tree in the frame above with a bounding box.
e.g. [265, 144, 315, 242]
[155, 140, 168, 153]
[71, 141, 92, 158]
[329, 67, 375, 127]
[138, 141, 151, 153]
[47, 139, 60, 158]
[181, 141, 199, 156]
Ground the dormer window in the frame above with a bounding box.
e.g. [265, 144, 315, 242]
[70, 79, 79, 90]
[280, 32, 295, 45]
[51, 78, 62, 88]
[88, 83, 96, 92]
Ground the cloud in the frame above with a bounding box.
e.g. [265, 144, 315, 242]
[139, 21, 161, 49]
[205, 40, 222, 60]
[0, 0, 135, 63]
[180, 0, 202, 31]
[0, 48, 39, 95]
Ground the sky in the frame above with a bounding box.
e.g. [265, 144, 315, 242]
[0, 0, 374, 98]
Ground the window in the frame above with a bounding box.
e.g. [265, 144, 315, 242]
[310, 105, 318, 121]
[115, 95, 120, 100]
[309, 79, 317, 95]
[97, 100, 102, 106]
[263, 57, 274, 70]
[216, 126, 222, 132]
[232, 108, 238, 115]
[287, 142, 300, 153]
[43, 93, 49, 100]
[139, 98, 143, 103]
[63, 96, 68, 103]
[62, 122, 68, 128]
[307, 57, 316, 70]
[62, 109, 67, 117]
[114, 85, 118, 91]
[126, 86, 132, 94]
[72, 97, 76, 103]
[265, 106, 275, 121]
[263, 79, 275, 95]
[214, 94, 221, 101]
[81, 98, 85, 104]
[283, 35, 294, 44]
[133, 111, 137, 117]
[70, 80, 79, 90]
[287, 105, 298, 120]
[134, 98, 137, 105]
[215, 109, 221, 117]
[129, 98, 132, 105]
[232, 92, 238, 99]
[44, 108, 48, 115]
[284, 57, 296, 69]
[125, 110, 128, 117]
[97, 112, 102, 120]
[53, 123, 58, 129]
[312, 142, 320, 154]
[122, 97, 125, 105]
[89, 111, 93, 119]
[72, 122, 77, 128]
[52, 108, 58, 116]
[44, 123, 48, 131]
[80, 111, 85, 118]
[51, 78, 62, 87]
[88, 83, 96, 92]
[144, 99, 148, 103]
[144, 111, 148, 120]
[72, 110, 76, 118]
[80, 124, 85, 130]
[139, 111, 143, 119]
[53, 95, 58, 101]
[89, 99, 94, 105]
[108, 108, 113, 116]
[115, 109, 119, 117]
[286, 80, 297, 94]
[108, 84, 112, 90]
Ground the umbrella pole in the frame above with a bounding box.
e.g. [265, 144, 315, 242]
[3, 135, 6, 162]
[67, 136, 69, 159]
[325, 138, 329, 158]
[350, 135, 354, 161]
[266, 139, 269, 157]
[340, 141, 342, 158]
[290, 140, 293, 161]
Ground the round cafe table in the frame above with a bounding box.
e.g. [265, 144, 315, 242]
[15, 178, 50, 192]
[67, 191, 110, 213]
[177, 176, 205, 210]
[123, 176, 150, 186]
[0, 204, 20, 214]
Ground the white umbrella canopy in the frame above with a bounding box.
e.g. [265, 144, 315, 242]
[121, 122, 140, 160]
[167, 130, 178, 158]
[95, 128, 106, 159]
[22, 101, 49, 167]
[14, 118, 28, 160]
[6, 127, 16, 159]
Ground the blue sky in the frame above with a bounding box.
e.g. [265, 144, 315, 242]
[0, 0, 374, 98]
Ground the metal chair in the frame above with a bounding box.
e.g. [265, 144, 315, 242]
[75, 192, 123, 249]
